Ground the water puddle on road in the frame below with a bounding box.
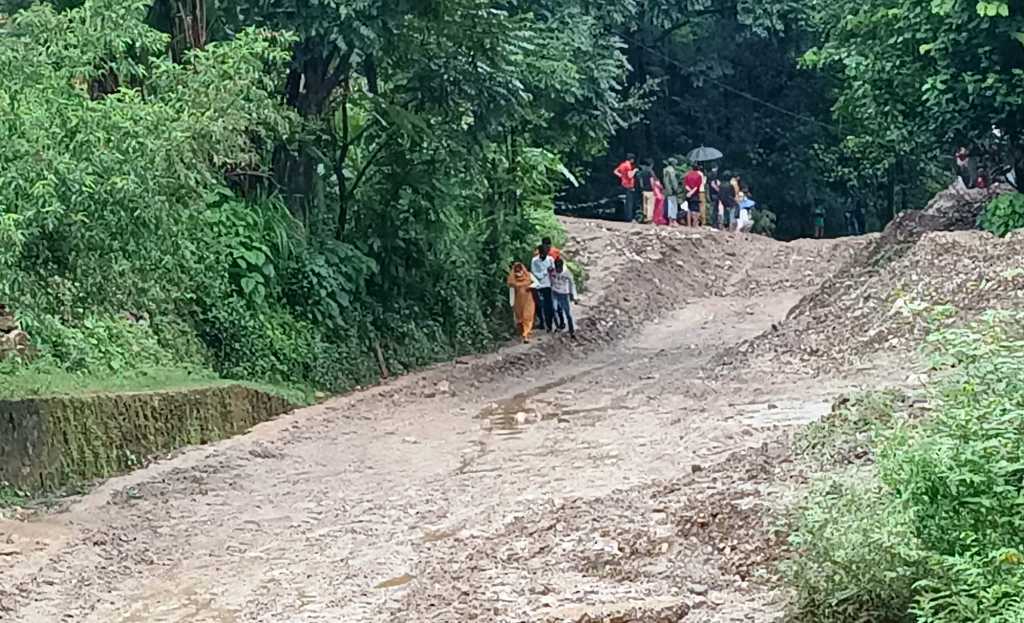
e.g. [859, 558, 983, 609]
[375, 574, 415, 589]
[421, 528, 458, 543]
[478, 391, 624, 438]
[121, 584, 239, 623]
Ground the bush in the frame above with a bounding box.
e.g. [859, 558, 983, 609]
[194, 295, 376, 392]
[784, 311, 1024, 623]
[752, 208, 777, 237]
[880, 312, 1024, 558]
[794, 390, 907, 466]
[979, 193, 1024, 237]
[782, 474, 925, 623]
[912, 551, 1024, 623]
[21, 313, 177, 373]
[282, 241, 376, 328]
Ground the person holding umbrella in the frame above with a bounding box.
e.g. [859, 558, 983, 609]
[683, 162, 704, 227]
[686, 146, 723, 227]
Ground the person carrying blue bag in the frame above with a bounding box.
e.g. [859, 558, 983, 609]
[737, 197, 756, 233]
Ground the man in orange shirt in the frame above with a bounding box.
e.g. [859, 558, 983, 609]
[614, 153, 638, 222]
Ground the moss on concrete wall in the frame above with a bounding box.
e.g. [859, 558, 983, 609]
[0, 385, 292, 492]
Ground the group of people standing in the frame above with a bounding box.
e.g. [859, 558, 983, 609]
[613, 154, 755, 231]
[954, 145, 993, 190]
[506, 238, 579, 344]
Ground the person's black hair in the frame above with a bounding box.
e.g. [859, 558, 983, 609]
[643, 158, 654, 167]
[627, 153, 636, 161]
[541, 237, 552, 245]
[554, 257, 564, 269]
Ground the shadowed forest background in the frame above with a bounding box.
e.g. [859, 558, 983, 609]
[1, 0, 1023, 397]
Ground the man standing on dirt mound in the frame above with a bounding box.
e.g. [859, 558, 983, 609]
[614, 154, 638, 222]
[529, 238, 560, 328]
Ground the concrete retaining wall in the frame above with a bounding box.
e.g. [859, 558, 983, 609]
[0, 385, 292, 492]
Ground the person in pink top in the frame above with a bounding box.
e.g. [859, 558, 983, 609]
[652, 176, 668, 225]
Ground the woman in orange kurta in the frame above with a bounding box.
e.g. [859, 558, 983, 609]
[506, 262, 536, 343]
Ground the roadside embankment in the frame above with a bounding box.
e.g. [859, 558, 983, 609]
[1, 385, 293, 493]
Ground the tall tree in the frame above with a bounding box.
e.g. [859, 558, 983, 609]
[805, 0, 1024, 183]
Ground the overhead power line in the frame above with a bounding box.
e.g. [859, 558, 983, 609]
[623, 34, 842, 134]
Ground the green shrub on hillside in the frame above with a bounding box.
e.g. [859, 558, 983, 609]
[20, 313, 179, 373]
[785, 311, 1024, 623]
[979, 193, 1024, 237]
[783, 474, 924, 623]
[794, 390, 907, 467]
[912, 550, 1024, 623]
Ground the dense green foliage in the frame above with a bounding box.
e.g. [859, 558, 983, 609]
[786, 312, 1024, 623]
[980, 192, 1024, 236]
[784, 474, 924, 623]
[805, 0, 1024, 178]
[0, 0, 632, 395]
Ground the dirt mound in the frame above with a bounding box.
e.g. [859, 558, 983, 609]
[467, 221, 871, 386]
[731, 185, 1024, 370]
[919, 183, 1011, 229]
[387, 440, 797, 623]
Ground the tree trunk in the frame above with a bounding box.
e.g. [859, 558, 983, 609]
[275, 42, 351, 227]
[167, 0, 207, 63]
[887, 161, 896, 220]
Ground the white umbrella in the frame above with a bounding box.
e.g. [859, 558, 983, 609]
[687, 146, 724, 163]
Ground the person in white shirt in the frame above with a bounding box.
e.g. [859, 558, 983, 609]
[550, 258, 578, 337]
[530, 244, 556, 332]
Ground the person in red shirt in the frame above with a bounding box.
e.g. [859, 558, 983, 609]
[614, 154, 638, 222]
[683, 164, 704, 227]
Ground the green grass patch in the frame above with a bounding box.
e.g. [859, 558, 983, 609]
[0, 360, 313, 405]
[0, 483, 30, 509]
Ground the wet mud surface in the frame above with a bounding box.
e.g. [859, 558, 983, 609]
[0, 220, 885, 622]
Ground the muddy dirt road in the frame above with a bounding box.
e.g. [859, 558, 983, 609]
[1, 220, 886, 622]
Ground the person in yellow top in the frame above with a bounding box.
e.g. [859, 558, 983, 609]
[506, 262, 537, 343]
